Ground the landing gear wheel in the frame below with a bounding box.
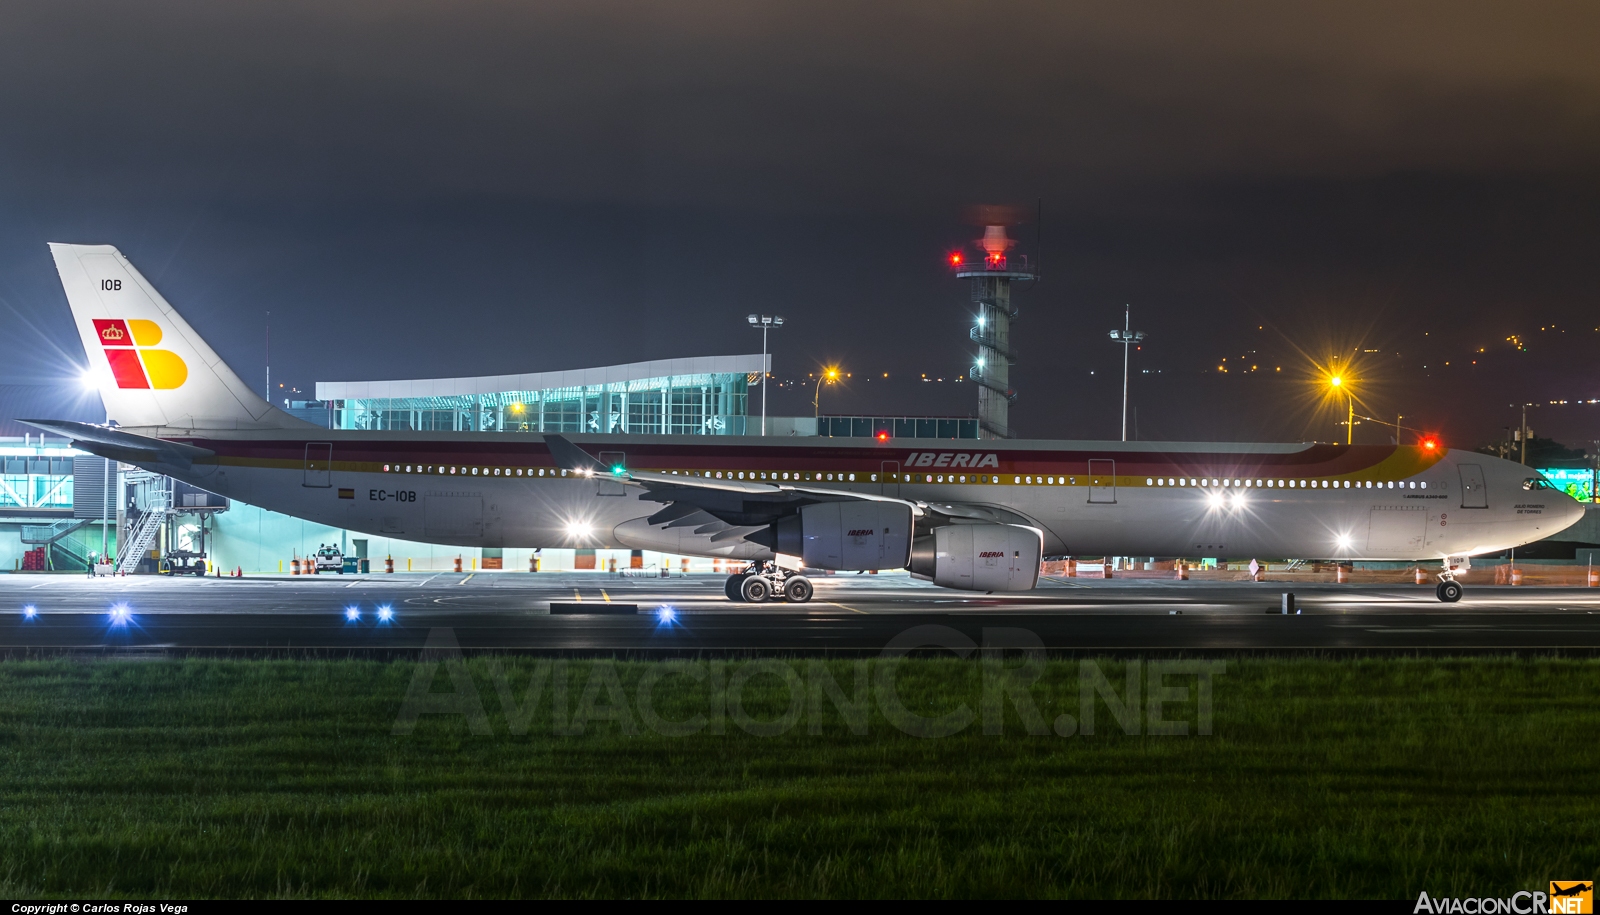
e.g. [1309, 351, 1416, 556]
[783, 575, 814, 603]
[1436, 580, 1463, 603]
[740, 574, 771, 603]
[724, 574, 748, 602]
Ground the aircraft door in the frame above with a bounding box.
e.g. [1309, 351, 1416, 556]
[881, 461, 900, 498]
[1458, 464, 1488, 509]
[1088, 459, 1116, 503]
[303, 443, 332, 488]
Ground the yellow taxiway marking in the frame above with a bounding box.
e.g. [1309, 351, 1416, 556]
[824, 600, 868, 614]
[459, 574, 474, 585]
[573, 589, 582, 602]
[1039, 576, 1090, 588]
[601, 590, 612, 603]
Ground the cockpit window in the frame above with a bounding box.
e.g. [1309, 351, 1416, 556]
[1521, 478, 1554, 491]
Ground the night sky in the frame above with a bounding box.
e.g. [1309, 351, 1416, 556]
[2, 1, 1597, 450]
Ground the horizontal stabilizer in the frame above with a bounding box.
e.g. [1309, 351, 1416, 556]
[20, 420, 213, 469]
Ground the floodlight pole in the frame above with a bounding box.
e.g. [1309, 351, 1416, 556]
[1107, 305, 1145, 442]
[747, 314, 784, 435]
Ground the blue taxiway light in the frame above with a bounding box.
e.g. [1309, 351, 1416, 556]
[108, 604, 132, 625]
[22, 605, 37, 620]
[656, 606, 677, 624]
[345, 607, 361, 622]
[376, 606, 394, 622]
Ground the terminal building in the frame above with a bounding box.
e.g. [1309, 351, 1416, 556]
[314, 354, 764, 436]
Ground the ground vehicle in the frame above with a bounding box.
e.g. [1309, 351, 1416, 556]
[313, 544, 345, 574]
[159, 551, 208, 576]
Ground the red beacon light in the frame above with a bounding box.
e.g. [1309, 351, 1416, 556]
[876, 430, 890, 442]
[949, 252, 963, 266]
[1422, 438, 1438, 451]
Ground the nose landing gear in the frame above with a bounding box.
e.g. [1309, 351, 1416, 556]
[1434, 557, 1468, 602]
[723, 561, 813, 603]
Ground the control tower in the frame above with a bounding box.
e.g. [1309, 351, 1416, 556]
[952, 206, 1035, 440]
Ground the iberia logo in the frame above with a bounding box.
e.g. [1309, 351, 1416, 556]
[92, 319, 188, 389]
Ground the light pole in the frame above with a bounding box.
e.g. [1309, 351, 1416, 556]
[1329, 374, 1353, 445]
[813, 366, 839, 419]
[746, 314, 783, 435]
[1106, 305, 1145, 441]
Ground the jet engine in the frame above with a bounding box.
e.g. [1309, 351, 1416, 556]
[908, 523, 1042, 592]
[753, 501, 914, 571]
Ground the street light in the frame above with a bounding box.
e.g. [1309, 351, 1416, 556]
[1106, 305, 1145, 441]
[813, 365, 840, 419]
[746, 314, 784, 436]
[1329, 372, 1354, 445]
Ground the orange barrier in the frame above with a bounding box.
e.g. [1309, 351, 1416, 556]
[454, 556, 463, 573]
[1336, 566, 1349, 583]
[385, 556, 394, 573]
[1511, 567, 1523, 586]
[291, 558, 300, 575]
[1414, 567, 1428, 585]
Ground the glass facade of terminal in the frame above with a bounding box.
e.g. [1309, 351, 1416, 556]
[329, 372, 751, 436]
[818, 415, 980, 440]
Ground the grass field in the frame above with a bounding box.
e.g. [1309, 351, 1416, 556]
[0, 653, 1596, 898]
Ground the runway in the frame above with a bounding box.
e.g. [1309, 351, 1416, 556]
[4, 571, 1600, 655]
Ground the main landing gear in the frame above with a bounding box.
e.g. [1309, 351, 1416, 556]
[724, 561, 813, 603]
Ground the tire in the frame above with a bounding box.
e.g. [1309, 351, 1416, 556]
[1437, 580, 1463, 603]
[740, 574, 771, 603]
[783, 576, 813, 603]
[724, 575, 747, 601]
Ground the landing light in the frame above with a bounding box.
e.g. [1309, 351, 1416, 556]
[1232, 492, 1247, 509]
[566, 521, 593, 539]
[1208, 492, 1224, 509]
[1336, 535, 1352, 549]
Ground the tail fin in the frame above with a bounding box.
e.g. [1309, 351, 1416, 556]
[49, 243, 310, 431]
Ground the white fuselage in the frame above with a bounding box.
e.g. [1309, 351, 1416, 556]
[144, 431, 1582, 563]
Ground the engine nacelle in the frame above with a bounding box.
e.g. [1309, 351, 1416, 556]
[759, 501, 914, 571]
[909, 523, 1042, 592]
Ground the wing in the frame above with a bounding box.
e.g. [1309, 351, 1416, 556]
[544, 434, 919, 562]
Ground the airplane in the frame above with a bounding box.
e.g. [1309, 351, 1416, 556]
[25, 244, 1587, 604]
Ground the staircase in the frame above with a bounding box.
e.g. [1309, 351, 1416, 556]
[21, 518, 92, 545]
[116, 473, 171, 575]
